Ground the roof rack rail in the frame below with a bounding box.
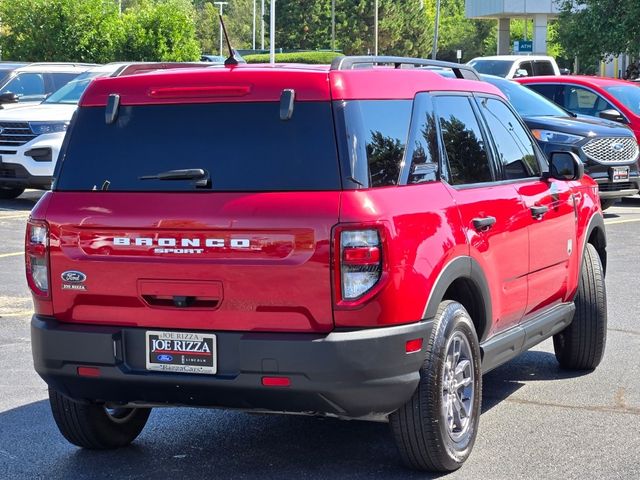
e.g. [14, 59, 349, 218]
[330, 56, 480, 80]
[24, 62, 96, 68]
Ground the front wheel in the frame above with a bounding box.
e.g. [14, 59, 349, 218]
[553, 243, 607, 369]
[390, 301, 482, 472]
[48, 388, 151, 449]
[0, 186, 25, 199]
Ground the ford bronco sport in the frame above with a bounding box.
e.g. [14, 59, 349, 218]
[27, 56, 608, 472]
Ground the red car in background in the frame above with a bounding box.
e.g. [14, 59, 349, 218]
[517, 75, 640, 142]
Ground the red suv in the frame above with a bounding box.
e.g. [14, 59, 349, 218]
[27, 57, 608, 472]
[517, 75, 640, 141]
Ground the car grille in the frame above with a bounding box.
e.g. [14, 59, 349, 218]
[0, 122, 36, 147]
[582, 137, 639, 163]
[598, 182, 633, 192]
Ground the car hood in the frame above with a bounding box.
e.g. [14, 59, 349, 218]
[0, 101, 43, 111]
[522, 115, 634, 138]
[0, 103, 77, 122]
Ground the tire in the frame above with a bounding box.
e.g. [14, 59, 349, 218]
[553, 243, 607, 370]
[0, 186, 25, 199]
[390, 301, 482, 472]
[48, 388, 151, 449]
[600, 199, 617, 210]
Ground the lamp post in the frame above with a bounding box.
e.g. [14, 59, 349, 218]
[252, 0, 256, 50]
[432, 0, 441, 59]
[374, 0, 378, 56]
[261, 0, 265, 50]
[269, 0, 276, 63]
[331, 0, 335, 51]
[214, 2, 229, 56]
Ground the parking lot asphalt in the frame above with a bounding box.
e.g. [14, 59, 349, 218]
[1, 191, 639, 480]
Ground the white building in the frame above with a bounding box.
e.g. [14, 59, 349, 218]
[465, 1, 561, 55]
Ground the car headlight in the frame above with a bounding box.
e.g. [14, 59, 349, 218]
[29, 122, 69, 135]
[531, 129, 584, 145]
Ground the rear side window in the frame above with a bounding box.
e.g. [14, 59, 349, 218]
[534, 61, 555, 76]
[340, 100, 412, 188]
[56, 102, 341, 191]
[50, 72, 81, 91]
[0, 73, 44, 97]
[434, 96, 493, 185]
[526, 83, 565, 106]
[405, 93, 439, 184]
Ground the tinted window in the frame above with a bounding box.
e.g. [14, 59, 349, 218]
[342, 100, 412, 187]
[534, 61, 555, 76]
[50, 72, 81, 91]
[434, 96, 493, 185]
[478, 97, 541, 179]
[468, 59, 512, 77]
[406, 93, 439, 184]
[56, 102, 341, 191]
[516, 61, 534, 78]
[526, 83, 566, 106]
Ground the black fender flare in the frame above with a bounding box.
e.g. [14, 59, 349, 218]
[422, 256, 493, 342]
[581, 212, 607, 274]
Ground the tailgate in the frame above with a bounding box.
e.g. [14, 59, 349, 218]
[46, 192, 340, 333]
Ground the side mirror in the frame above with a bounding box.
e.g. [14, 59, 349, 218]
[0, 92, 18, 104]
[559, 68, 571, 75]
[598, 108, 627, 123]
[514, 69, 529, 78]
[547, 151, 584, 181]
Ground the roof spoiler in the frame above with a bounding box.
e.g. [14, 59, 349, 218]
[330, 56, 480, 81]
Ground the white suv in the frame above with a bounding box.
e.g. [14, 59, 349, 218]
[467, 55, 561, 79]
[0, 62, 209, 198]
[0, 63, 95, 109]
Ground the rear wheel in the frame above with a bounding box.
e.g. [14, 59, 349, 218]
[0, 186, 24, 199]
[390, 301, 481, 472]
[553, 243, 607, 369]
[48, 388, 151, 449]
[600, 199, 617, 210]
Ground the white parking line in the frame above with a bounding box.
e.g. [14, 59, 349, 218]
[605, 218, 640, 225]
[0, 252, 22, 259]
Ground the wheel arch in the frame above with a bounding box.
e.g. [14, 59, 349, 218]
[584, 213, 607, 275]
[423, 256, 492, 343]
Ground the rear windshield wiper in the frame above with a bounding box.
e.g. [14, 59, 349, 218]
[139, 168, 211, 188]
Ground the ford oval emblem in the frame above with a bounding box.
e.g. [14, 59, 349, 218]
[61, 271, 87, 283]
[157, 354, 173, 362]
[611, 142, 625, 152]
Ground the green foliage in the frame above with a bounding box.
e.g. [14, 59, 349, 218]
[0, 0, 122, 63]
[244, 51, 343, 64]
[436, 0, 496, 62]
[557, 0, 640, 72]
[118, 0, 201, 61]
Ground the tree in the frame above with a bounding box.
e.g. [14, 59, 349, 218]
[118, 0, 201, 61]
[435, 0, 495, 61]
[556, 0, 640, 72]
[0, 0, 123, 63]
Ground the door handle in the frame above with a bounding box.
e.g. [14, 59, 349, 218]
[472, 216, 496, 231]
[530, 205, 549, 219]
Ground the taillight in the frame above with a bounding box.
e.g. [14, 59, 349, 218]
[340, 229, 382, 300]
[26, 220, 49, 297]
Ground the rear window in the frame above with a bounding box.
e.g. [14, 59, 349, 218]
[534, 61, 556, 76]
[55, 102, 341, 191]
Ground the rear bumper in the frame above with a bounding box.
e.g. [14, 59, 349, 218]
[31, 315, 432, 419]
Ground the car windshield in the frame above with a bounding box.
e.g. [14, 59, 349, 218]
[482, 75, 568, 117]
[603, 84, 640, 115]
[468, 59, 512, 77]
[44, 71, 104, 105]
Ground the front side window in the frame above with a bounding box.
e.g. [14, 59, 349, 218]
[566, 85, 615, 116]
[478, 97, 541, 180]
[0, 73, 45, 98]
[434, 96, 493, 185]
[341, 100, 412, 187]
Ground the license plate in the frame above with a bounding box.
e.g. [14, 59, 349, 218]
[145, 330, 217, 375]
[611, 166, 629, 182]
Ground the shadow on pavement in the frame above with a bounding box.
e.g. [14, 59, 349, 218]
[0, 352, 590, 479]
[0, 191, 44, 212]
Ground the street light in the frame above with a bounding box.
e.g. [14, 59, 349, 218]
[214, 1, 229, 56]
[432, 0, 441, 59]
[261, 0, 265, 50]
[269, 0, 276, 63]
[252, 0, 256, 50]
[374, 0, 378, 56]
[331, 0, 335, 52]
